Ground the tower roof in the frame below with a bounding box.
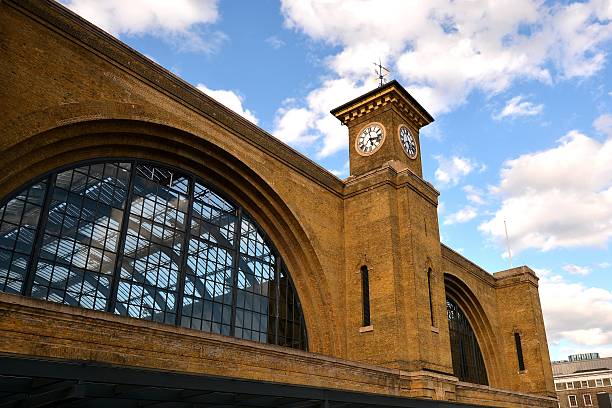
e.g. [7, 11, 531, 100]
[330, 80, 434, 127]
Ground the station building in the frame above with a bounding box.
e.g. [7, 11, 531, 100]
[0, 0, 557, 406]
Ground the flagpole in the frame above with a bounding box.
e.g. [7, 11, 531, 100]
[504, 219, 513, 268]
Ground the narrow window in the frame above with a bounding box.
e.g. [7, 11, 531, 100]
[584, 394, 593, 406]
[514, 332, 525, 371]
[568, 395, 577, 407]
[596, 379, 603, 387]
[361, 265, 371, 327]
[427, 268, 435, 326]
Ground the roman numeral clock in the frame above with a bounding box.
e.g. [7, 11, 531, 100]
[331, 80, 433, 178]
[356, 123, 385, 155]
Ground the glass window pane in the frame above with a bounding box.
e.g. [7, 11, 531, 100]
[447, 297, 488, 385]
[0, 179, 47, 293]
[0, 160, 307, 351]
[114, 164, 184, 324]
[30, 163, 130, 311]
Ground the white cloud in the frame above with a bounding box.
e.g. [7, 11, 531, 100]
[265, 35, 286, 49]
[438, 201, 445, 215]
[444, 206, 478, 225]
[594, 113, 612, 137]
[480, 127, 612, 254]
[434, 155, 477, 186]
[330, 160, 350, 178]
[60, 0, 224, 53]
[598, 262, 612, 269]
[560, 328, 612, 347]
[539, 272, 612, 351]
[494, 95, 544, 120]
[420, 122, 444, 141]
[196, 85, 259, 124]
[562, 264, 591, 276]
[275, 0, 612, 153]
[463, 185, 486, 205]
[271, 78, 371, 157]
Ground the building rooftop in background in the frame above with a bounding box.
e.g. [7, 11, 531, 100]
[553, 354, 612, 408]
[570, 353, 601, 362]
[553, 354, 612, 376]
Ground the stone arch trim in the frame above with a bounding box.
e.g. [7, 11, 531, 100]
[443, 273, 504, 387]
[0, 116, 339, 356]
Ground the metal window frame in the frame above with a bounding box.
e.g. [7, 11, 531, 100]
[0, 158, 308, 351]
[446, 296, 488, 386]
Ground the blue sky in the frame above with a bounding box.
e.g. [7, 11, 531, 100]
[60, 0, 612, 361]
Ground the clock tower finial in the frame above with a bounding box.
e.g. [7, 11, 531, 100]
[373, 58, 390, 87]
[330, 80, 434, 178]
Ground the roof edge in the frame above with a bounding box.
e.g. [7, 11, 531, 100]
[330, 80, 435, 124]
[10, 0, 346, 196]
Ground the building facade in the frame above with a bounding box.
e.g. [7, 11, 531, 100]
[554, 355, 612, 408]
[0, 0, 557, 406]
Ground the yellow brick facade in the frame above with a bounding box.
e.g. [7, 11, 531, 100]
[0, 0, 557, 406]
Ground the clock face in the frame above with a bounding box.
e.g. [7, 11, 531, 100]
[399, 125, 417, 159]
[356, 123, 385, 155]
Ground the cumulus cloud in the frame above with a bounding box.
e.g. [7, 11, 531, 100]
[274, 0, 612, 156]
[272, 78, 371, 158]
[562, 264, 591, 276]
[444, 206, 478, 225]
[60, 0, 224, 53]
[538, 271, 612, 351]
[434, 155, 478, 186]
[196, 85, 259, 124]
[479, 125, 612, 254]
[494, 95, 544, 120]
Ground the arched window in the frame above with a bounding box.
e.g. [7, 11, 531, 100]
[446, 297, 488, 385]
[0, 160, 307, 350]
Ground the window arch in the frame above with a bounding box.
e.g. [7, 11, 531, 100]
[446, 297, 488, 385]
[0, 160, 307, 350]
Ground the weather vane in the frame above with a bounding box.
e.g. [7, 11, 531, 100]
[373, 58, 390, 87]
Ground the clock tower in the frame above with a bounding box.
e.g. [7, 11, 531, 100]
[330, 80, 433, 177]
[333, 81, 452, 375]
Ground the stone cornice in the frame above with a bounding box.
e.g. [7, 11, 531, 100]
[494, 266, 540, 288]
[344, 162, 439, 206]
[441, 244, 497, 287]
[6, 0, 345, 196]
[330, 80, 434, 128]
[441, 246, 541, 290]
